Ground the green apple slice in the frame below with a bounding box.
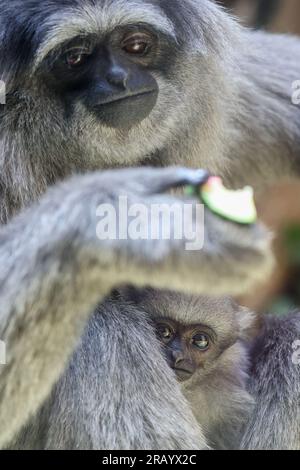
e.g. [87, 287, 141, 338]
[200, 177, 257, 225]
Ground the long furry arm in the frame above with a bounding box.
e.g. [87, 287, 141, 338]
[0, 167, 273, 446]
[13, 299, 209, 450]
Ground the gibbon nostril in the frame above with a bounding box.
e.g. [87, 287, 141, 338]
[174, 354, 185, 366]
[106, 67, 129, 90]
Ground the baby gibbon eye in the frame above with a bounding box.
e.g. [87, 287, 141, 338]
[156, 324, 174, 343]
[192, 333, 210, 351]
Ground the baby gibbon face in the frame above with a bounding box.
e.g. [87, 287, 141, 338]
[116, 287, 257, 384]
[154, 318, 219, 382]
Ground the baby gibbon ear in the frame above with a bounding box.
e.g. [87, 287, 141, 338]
[237, 306, 261, 340]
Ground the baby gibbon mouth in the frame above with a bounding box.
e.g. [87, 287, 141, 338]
[174, 369, 194, 382]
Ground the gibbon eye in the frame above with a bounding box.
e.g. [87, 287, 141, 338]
[122, 33, 152, 56]
[65, 50, 90, 68]
[192, 333, 210, 351]
[157, 324, 174, 343]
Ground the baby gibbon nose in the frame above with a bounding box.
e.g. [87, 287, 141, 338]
[171, 351, 195, 381]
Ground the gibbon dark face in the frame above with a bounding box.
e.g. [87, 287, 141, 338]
[39, 25, 169, 129]
[1, 0, 231, 171]
[0, 0, 185, 154]
[154, 318, 217, 382]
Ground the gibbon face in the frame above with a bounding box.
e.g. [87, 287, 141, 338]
[154, 318, 216, 382]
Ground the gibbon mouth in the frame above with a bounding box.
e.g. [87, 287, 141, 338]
[97, 90, 158, 106]
[174, 369, 194, 382]
[93, 89, 158, 128]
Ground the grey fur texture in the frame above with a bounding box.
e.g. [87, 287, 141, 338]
[0, 1, 300, 222]
[113, 288, 300, 450]
[0, 167, 271, 449]
[12, 295, 205, 450]
[241, 313, 300, 450]
[11, 289, 254, 450]
[0, 0, 299, 450]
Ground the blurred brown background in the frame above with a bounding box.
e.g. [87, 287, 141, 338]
[217, 1, 300, 314]
[220, 0, 300, 33]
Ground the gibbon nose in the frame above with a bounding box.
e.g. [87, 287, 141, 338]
[172, 353, 195, 382]
[172, 351, 195, 373]
[106, 65, 129, 90]
[172, 351, 185, 366]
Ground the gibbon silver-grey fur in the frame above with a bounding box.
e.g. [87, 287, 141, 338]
[0, 167, 271, 449]
[240, 312, 300, 450]
[16, 287, 299, 450]
[11, 288, 255, 450]
[0, 0, 299, 449]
